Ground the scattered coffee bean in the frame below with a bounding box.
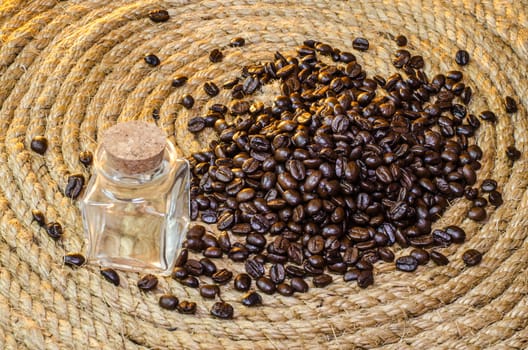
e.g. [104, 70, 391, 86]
[352, 37, 369, 51]
[181, 94, 195, 109]
[210, 301, 234, 319]
[65, 174, 84, 199]
[467, 206, 487, 221]
[488, 190, 503, 207]
[172, 76, 188, 88]
[177, 300, 197, 314]
[504, 96, 518, 113]
[200, 284, 220, 299]
[137, 274, 158, 291]
[312, 274, 332, 288]
[479, 110, 497, 122]
[45, 222, 63, 240]
[395, 256, 418, 272]
[291, 277, 309, 293]
[229, 37, 246, 47]
[357, 270, 374, 288]
[410, 248, 429, 265]
[430, 250, 449, 266]
[506, 146, 521, 161]
[480, 179, 497, 192]
[31, 209, 46, 227]
[64, 253, 85, 267]
[79, 151, 93, 166]
[256, 276, 276, 294]
[209, 48, 224, 63]
[395, 35, 407, 47]
[234, 273, 252, 291]
[101, 268, 120, 286]
[171, 266, 188, 280]
[462, 249, 482, 266]
[445, 226, 466, 244]
[185, 259, 204, 276]
[179, 275, 199, 288]
[144, 54, 160, 66]
[159, 294, 179, 310]
[188, 117, 206, 133]
[455, 49, 470, 66]
[148, 9, 170, 22]
[200, 257, 217, 276]
[175, 248, 188, 267]
[241, 291, 263, 307]
[30, 136, 48, 155]
[276, 283, 294, 296]
[212, 269, 233, 284]
[204, 81, 220, 97]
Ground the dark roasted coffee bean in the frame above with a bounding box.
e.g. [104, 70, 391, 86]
[137, 274, 158, 291]
[290, 277, 309, 293]
[270, 263, 286, 284]
[177, 300, 197, 314]
[212, 269, 233, 284]
[445, 226, 466, 244]
[65, 174, 84, 199]
[395, 256, 418, 272]
[148, 9, 170, 22]
[234, 273, 252, 291]
[479, 110, 497, 122]
[352, 37, 369, 51]
[79, 151, 93, 166]
[357, 270, 374, 288]
[188, 117, 205, 133]
[209, 48, 223, 63]
[343, 268, 359, 282]
[256, 276, 276, 294]
[204, 81, 220, 97]
[100, 268, 120, 286]
[144, 54, 160, 66]
[171, 266, 188, 280]
[410, 248, 429, 265]
[430, 250, 449, 266]
[46, 222, 63, 240]
[185, 259, 204, 276]
[432, 229, 452, 246]
[200, 258, 217, 276]
[172, 75, 188, 87]
[455, 49, 470, 66]
[480, 179, 497, 192]
[473, 197, 488, 207]
[506, 146, 521, 161]
[181, 94, 195, 109]
[203, 246, 223, 258]
[159, 294, 179, 310]
[229, 37, 246, 47]
[395, 35, 407, 46]
[200, 284, 220, 299]
[276, 283, 294, 296]
[312, 274, 332, 288]
[378, 247, 395, 262]
[32, 209, 46, 227]
[175, 248, 188, 267]
[64, 253, 85, 267]
[218, 231, 232, 253]
[285, 265, 305, 278]
[241, 291, 263, 307]
[504, 96, 518, 113]
[488, 190, 503, 207]
[468, 206, 487, 221]
[245, 258, 265, 279]
[179, 275, 199, 288]
[462, 249, 482, 266]
[30, 136, 48, 154]
[210, 301, 234, 319]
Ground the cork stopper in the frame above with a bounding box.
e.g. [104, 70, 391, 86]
[102, 121, 166, 175]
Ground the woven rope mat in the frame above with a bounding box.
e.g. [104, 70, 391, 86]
[0, 0, 527, 349]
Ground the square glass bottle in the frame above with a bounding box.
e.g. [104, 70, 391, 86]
[80, 121, 190, 276]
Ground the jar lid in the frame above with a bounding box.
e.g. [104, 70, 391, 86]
[102, 121, 166, 175]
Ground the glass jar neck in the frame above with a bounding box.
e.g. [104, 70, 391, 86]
[94, 141, 175, 186]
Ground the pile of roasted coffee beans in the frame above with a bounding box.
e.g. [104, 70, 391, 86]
[30, 9, 521, 320]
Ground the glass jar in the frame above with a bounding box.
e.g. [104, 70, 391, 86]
[80, 121, 190, 276]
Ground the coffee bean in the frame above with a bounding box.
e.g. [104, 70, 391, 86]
[144, 54, 160, 66]
[200, 284, 220, 299]
[211, 301, 234, 319]
[455, 50, 470, 66]
[462, 249, 482, 266]
[488, 190, 503, 207]
[177, 301, 197, 314]
[181, 94, 194, 109]
[353, 37, 369, 51]
[200, 258, 217, 276]
[79, 151, 93, 166]
[46, 222, 63, 240]
[275, 282, 294, 296]
[30, 136, 48, 154]
[234, 273, 251, 291]
[357, 270, 374, 288]
[395, 35, 407, 46]
[148, 9, 170, 22]
[65, 174, 84, 199]
[31, 209, 46, 227]
[269, 263, 286, 284]
[504, 96, 518, 113]
[506, 146, 521, 161]
[172, 75, 188, 88]
[171, 266, 188, 280]
[159, 294, 179, 310]
[137, 274, 158, 291]
[100, 268, 120, 286]
[410, 248, 429, 265]
[209, 48, 223, 63]
[64, 253, 85, 267]
[468, 206, 486, 221]
[395, 256, 418, 272]
[188, 117, 206, 133]
[479, 110, 496, 122]
[241, 291, 263, 307]
[430, 250, 449, 266]
[212, 269, 233, 284]
[203, 246, 223, 258]
[480, 179, 497, 192]
[445, 226, 466, 244]
[245, 258, 265, 279]
[291, 277, 309, 293]
[312, 274, 332, 288]
[175, 248, 188, 267]
[229, 37, 246, 47]
[256, 276, 276, 294]
[185, 259, 204, 276]
[179, 276, 199, 288]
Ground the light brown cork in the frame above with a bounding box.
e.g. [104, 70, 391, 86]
[102, 121, 166, 175]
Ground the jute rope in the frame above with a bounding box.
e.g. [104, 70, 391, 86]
[0, 0, 527, 348]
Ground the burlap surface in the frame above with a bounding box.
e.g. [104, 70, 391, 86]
[0, 0, 527, 349]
